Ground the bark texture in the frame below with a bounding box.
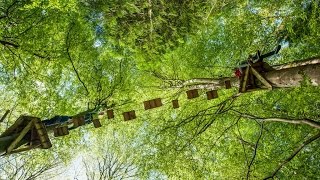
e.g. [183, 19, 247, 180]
[179, 59, 320, 90]
[264, 63, 320, 88]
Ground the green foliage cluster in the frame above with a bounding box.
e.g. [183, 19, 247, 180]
[0, 0, 320, 179]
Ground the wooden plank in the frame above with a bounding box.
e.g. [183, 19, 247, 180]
[72, 117, 80, 128]
[107, 109, 114, 119]
[186, 90, 193, 99]
[53, 128, 59, 137]
[33, 119, 51, 149]
[73, 116, 85, 127]
[155, 98, 162, 107]
[123, 111, 136, 121]
[251, 67, 272, 89]
[192, 89, 199, 98]
[172, 100, 179, 109]
[187, 89, 199, 99]
[206, 91, 213, 100]
[225, 80, 231, 89]
[61, 126, 69, 135]
[30, 125, 35, 146]
[129, 111, 136, 119]
[145, 98, 162, 110]
[57, 127, 64, 136]
[207, 90, 218, 100]
[250, 70, 255, 89]
[123, 112, 130, 121]
[9, 144, 41, 155]
[149, 100, 156, 108]
[79, 116, 85, 126]
[212, 90, 218, 98]
[143, 101, 151, 110]
[7, 119, 34, 154]
[93, 119, 102, 128]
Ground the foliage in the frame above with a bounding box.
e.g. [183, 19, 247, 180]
[0, 0, 320, 179]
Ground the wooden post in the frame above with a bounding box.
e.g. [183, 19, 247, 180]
[240, 66, 250, 93]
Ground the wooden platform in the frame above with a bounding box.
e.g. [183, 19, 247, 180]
[0, 116, 52, 155]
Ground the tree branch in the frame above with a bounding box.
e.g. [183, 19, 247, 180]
[232, 110, 320, 129]
[263, 132, 320, 179]
[66, 22, 89, 95]
[246, 122, 264, 180]
[0, 40, 19, 48]
[236, 120, 250, 167]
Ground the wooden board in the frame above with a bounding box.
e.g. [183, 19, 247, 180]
[240, 66, 250, 93]
[225, 80, 231, 89]
[144, 98, 163, 110]
[93, 119, 102, 128]
[172, 100, 179, 109]
[186, 89, 199, 99]
[149, 100, 156, 108]
[61, 126, 69, 135]
[123, 111, 136, 121]
[54, 126, 69, 137]
[72, 117, 80, 127]
[79, 116, 85, 126]
[72, 116, 85, 127]
[123, 112, 130, 121]
[53, 128, 58, 137]
[129, 111, 136, 119]
[33, 119, 51, 149]
[107, 109, 114, 119]
[155, 98, 162, 107]
[143, 101, 151, 110]
[207, 90, 218, 100]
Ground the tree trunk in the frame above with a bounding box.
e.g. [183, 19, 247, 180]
[177, 60, 320, 90]
[264, 63, 320, 88]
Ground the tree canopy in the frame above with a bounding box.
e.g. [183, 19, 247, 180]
[0, 0, 320, 179]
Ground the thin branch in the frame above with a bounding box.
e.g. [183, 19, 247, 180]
[236, 120, 249, 167]
[263, 132, 320, 180]
[246, 122, 264, 179]
[232, 110, 320, 129]
[66, 22, 89, 95]
[0, 40, 19, 48]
